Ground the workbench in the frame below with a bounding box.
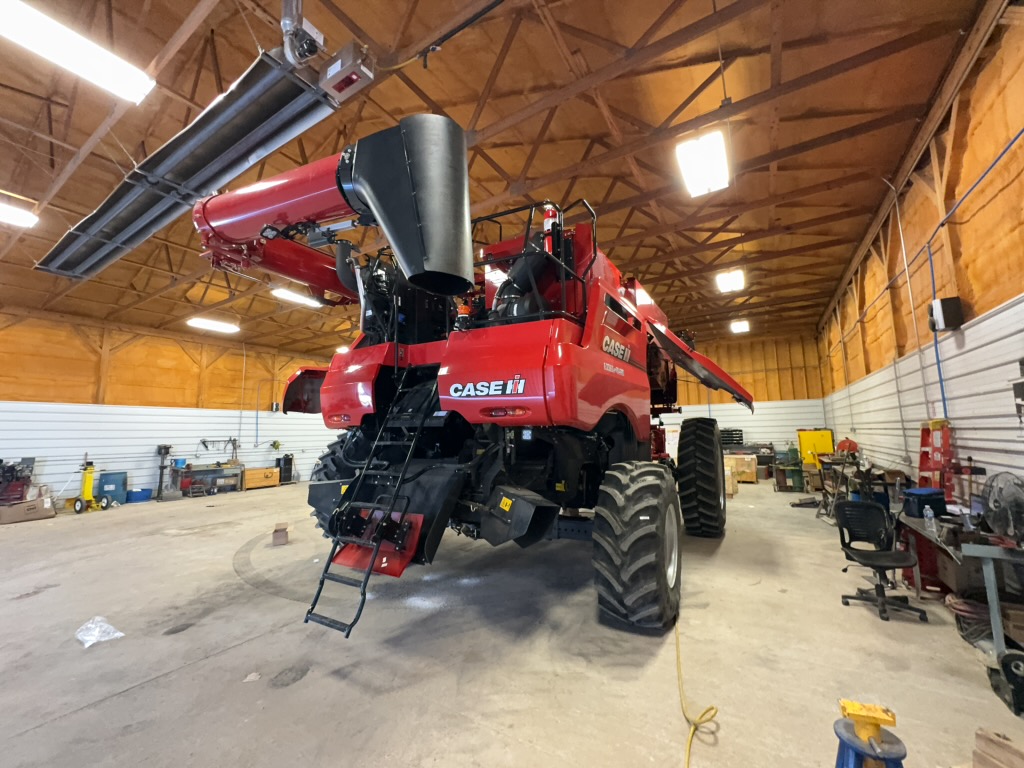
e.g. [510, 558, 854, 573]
[962, 542, 1024, 658]
[899, 515, 963, 598]
[171, 463, 244, 495]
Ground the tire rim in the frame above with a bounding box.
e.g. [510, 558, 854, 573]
[719, 455, 726, 509]
[665, 502, 681, 585]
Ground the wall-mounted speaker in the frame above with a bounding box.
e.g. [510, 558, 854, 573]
[928, 297, 964, 332]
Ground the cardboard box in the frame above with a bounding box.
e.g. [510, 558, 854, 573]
[936, 553, 987, 593]
[272, 522, 289, 546]
[724, 469, 738, 498]
[1000, 603, 1024, 645]
[0, 496, 55, 525]
[723, 455, 758, 483]
[802, 464, 823, 491]
[245, 467, 281, 490]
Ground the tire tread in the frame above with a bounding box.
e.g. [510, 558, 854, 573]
[591, 461, 681, 629]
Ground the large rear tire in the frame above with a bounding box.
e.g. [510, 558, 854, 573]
[309, 430, 370, 534]
[592, 462, 683, 630]
[677, 418, 726, 538]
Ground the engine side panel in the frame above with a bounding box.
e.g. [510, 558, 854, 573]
[438, 323, 554, 425]
[320, 344, 390, 429]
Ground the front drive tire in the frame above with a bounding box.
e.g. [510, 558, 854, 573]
[677, 418, 727, 538]
[592, 462, 683, 630]
[309, 430, 370, 536]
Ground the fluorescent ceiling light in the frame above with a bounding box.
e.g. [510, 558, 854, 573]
[0, 201, 39, 228]
[730, 319, 750, 334]
[272, 287, 323, 308]
[1, 1, 154, 104]
[675, 129, 730, 197]
[715, 269, 745, 293]
[336, 346, 350, 354]
[187, 317, 240, 334]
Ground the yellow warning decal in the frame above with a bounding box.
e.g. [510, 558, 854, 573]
[499, 496, 513, 512]
[341, 484, 349, 495]
[555, 481, 566, 492]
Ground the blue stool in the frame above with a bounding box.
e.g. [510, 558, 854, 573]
[834, 700, 907, 768]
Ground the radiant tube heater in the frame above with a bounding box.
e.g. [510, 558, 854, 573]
[36, 49, 338, 278]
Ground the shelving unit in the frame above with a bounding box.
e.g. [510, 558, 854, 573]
[918, 419, 955, 502]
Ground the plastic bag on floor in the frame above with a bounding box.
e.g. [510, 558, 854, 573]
[75, 616, 125, 648]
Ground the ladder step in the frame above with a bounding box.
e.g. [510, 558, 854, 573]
[337, 534, 375, 546]
[361, 469, 399, 478]
[345, 499, 393, 509]
[374, 440, 415, 446]
[324, 571, 365, 589]
[305, 612, 351, 635]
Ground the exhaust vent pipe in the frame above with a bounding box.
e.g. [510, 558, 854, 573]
[338, 114, 474, 296]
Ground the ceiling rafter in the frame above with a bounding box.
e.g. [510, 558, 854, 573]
[605, 171, 875, 249]
[471, 23, 956, 213]
[641, 238, 855, 286]
[470, 0, 765, 144]
[628, 208, 871, 269]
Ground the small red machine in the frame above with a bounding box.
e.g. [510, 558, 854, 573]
[193, 114, 753, 637]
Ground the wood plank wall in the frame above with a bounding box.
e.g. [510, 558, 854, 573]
[676, 337, 822, 406]
[821, 25, 1024, 395]
[0, 309, 330, 410]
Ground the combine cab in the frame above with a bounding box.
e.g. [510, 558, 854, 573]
[146, 114, 758, 636]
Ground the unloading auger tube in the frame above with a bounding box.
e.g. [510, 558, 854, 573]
[192, 113, 475, 301]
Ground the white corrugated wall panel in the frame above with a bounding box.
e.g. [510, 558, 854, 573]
[824, 294, 1024, 476]
[0, 401, 339, 498]
[662, 399, 827, 452]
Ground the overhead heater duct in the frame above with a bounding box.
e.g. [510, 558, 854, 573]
[36, 49, 340, 279]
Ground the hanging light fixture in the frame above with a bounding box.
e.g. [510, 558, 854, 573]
[0, 201, 39, 228]
[675, 0, 733, 198]
[676, 130, 731, 198]
[715, 268, 745, 293]
[1, 1, 154, 104]
[272, 287, 323, 308]
[730, 319, 750, 334]
[187, 317, 240, 334]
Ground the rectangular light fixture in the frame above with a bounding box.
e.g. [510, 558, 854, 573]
[187, 317, 240, 334]
[675, 129, 730, 197]
[715, 269, 745, 293]
[0, 201, 39, 228]
[272, 287, 323, 308]
[2, 1, 154, 104]
[730, 319, 750, 334]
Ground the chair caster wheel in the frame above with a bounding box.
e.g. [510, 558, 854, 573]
[919, 613, 928, 622]
[841, 598, 849, 606]
[880, 613, 889, 621]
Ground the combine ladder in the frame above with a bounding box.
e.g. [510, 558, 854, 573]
[305, 372, 437, 637]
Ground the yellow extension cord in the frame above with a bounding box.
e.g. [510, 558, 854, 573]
[675, 622, 719, 768]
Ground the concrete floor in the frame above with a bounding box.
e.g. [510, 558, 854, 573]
[1, 482, 1021, 767]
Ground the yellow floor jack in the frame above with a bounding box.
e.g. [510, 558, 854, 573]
[73, 459, 112, 514]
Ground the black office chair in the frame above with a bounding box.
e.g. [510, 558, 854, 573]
[834, 500, 927, 622]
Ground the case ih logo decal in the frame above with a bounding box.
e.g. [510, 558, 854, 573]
[449, 375, 526, 398]
[602, 336, 632, 363]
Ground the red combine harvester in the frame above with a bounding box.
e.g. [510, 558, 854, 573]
[192, 114, 753, 637]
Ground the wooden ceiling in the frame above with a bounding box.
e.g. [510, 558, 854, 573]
[0, 0, 987, 354]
